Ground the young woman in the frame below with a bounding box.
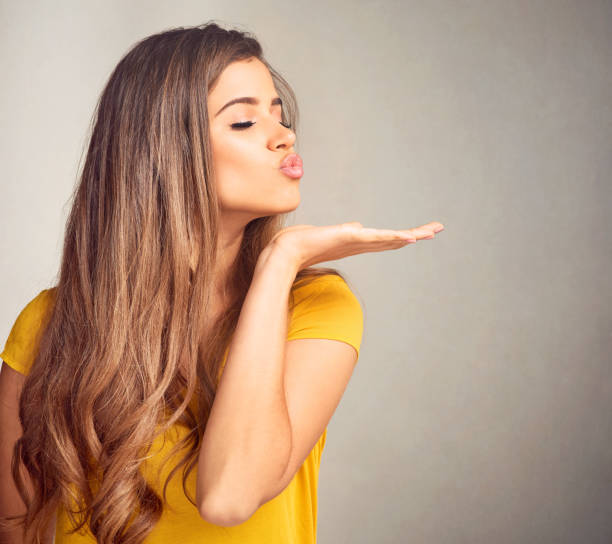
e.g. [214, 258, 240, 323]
[0, 22, 443, 544]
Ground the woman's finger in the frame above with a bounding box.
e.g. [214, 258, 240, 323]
[343, 227, 408, 243]
[398, 222, 445, 240]
[345, 223, 444, 243]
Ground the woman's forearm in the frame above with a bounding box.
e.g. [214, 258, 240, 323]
[196, 246, 298, 524]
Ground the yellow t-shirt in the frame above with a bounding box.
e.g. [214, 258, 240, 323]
[0, 273, 364, 543]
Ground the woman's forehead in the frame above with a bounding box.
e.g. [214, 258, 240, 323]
[208, 58, 276, 115]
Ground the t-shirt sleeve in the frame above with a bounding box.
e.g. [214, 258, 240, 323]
[287, 274, 364, 360]
[0, 289, 55, 376]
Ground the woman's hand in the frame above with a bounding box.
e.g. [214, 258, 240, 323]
[266, 221, 445, 272]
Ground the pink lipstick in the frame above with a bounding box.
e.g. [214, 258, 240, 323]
[279, 153, 303, 179]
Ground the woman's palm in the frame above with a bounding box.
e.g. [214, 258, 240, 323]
[270, 221, 444, 271]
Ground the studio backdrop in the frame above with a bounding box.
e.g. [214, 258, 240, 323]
[1, 1, 611, 543]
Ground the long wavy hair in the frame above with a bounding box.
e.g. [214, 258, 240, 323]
[1, 21, 345, 543]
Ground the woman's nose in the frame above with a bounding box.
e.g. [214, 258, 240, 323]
[268, 119, 296, 150]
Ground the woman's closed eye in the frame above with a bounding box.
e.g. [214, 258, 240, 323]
[230, 120, 292, 130]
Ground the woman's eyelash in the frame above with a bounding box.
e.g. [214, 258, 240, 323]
[230, 121, 292, 130]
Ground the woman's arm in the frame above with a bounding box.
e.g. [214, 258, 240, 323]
[0, 364, 56, 544]
[196, 221, 443, 526]
[196, 246, 298, 526]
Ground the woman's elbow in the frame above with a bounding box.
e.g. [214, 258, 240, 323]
[198, 494, 254, 527]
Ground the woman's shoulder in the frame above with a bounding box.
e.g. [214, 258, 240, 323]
[8, 286, 57, 327]
[288, 272, 364, 357]
[0, 286, 57, 375]
[291, 272, 352, 297]
[291, 271, 361, 305]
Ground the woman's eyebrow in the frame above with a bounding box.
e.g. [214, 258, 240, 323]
[215, 96, 282, 117]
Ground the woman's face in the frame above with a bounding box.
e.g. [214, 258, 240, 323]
[207, 57, 301, 222]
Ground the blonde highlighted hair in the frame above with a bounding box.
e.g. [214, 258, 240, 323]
[1, 21, 343, 543]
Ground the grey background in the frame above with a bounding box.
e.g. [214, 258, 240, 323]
[1, 1, 611, 543]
